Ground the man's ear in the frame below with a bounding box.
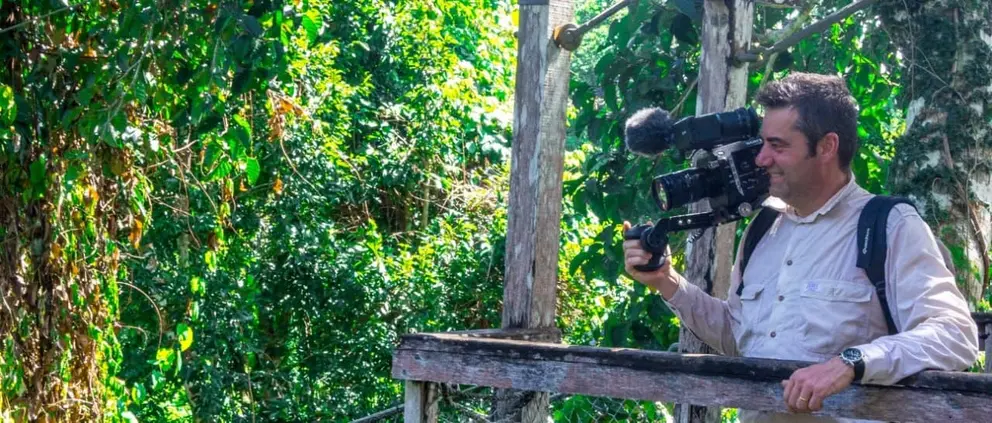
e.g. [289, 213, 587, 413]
[817, 133, 840, 163]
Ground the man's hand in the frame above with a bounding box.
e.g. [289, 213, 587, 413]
[622, 221, 682, 300]
[781, 357, 856, 413]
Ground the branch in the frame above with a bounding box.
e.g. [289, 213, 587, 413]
[755, 0, 809, 8]
[349, 404, 404, 423]
[0, 1, 95, 35]
[738, 0, 880, 62]
[758, 8, 813, 90]
[118, 281, 164, 351]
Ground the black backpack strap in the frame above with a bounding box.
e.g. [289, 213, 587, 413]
[736, 207, 780, 297]
[856, 196, 916, 335]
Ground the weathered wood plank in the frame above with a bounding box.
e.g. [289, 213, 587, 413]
[973, 312, 992, 325]
[442, 328, 562, 342]
[503, 1, 573, 331]
[395, 333, 992, 392]
[392, 335, 992, 422]
[680, 1, 753, 421]
[499, 0, 574, 420]
[403, 381, 438, 423]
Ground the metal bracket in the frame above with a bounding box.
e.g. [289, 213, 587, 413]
[553, 0, 636, 51]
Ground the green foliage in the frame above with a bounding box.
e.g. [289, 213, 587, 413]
[112, 0, 523, 420]
[3, 0, 987, 422]
[3, 0, 523, 420]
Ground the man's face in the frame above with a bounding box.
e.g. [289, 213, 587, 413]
[755, 107, 818, 203]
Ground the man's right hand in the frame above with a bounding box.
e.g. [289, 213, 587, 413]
[623, 221, 683, 300]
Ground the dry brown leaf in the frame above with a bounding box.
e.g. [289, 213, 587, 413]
[129, 219, 143, 249]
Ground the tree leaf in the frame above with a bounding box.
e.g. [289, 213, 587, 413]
[302, 11, 322, 44]
[155, 348, 175, 372]
[177, 324, 194, 352]
[0, 84, 15, 125]
[242, 15, 263, 37]
[30, 156, 47, 190]
[210, 161, 233, 181]
[246, 157, 260, 185]
[190, 276, 204, 296]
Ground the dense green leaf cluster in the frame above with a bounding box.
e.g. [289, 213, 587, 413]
[113, 0, 524, 420]
[3, 0, 989, 422]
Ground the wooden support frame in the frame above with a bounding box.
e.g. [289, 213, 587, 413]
[403, 381, 438, 423]
[678, 1, 753, 420]
[393, 0, 992, 419]
[394, 331, 992, 422]
[976, 313, 991, 373]
[400, 0, 577, 421]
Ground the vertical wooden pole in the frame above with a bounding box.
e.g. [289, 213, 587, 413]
[502, 1, 573, 330]
[984, 323, 991, 374]
[676, 1, 754, 423]
[404, 381, 439, 423]
[404, 381, 424, 423]
[494, 0, 574, 421]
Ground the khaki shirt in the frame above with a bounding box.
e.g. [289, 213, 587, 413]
[664, 176, 979, 423]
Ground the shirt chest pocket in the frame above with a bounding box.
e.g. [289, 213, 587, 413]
[798, 279, 873, 355]
[738, 282, 767, 340]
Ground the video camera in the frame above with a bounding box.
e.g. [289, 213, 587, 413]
[622, 107, 770, 271]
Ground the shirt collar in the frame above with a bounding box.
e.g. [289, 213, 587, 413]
[762, 173, 858, 224]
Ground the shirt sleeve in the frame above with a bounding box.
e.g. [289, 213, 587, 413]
[662, 230, 747, 357]
[854, 204, 980, 385]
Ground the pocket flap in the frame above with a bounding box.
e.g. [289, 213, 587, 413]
[739, 282, 765, 300]
[800, 280, 872, 302]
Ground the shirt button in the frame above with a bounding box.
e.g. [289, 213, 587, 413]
[778, 295, 784, 301]
[786, 259, 793, 266]
[770, 331, 777, 338]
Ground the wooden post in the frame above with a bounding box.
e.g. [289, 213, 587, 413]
[404, 381, 439, 423]
[677, 1, 754, 423]
[493, 0, 574, 421]
[985, 324, 991, 374]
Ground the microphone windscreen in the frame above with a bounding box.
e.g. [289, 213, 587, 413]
[624, 107, 674, 157]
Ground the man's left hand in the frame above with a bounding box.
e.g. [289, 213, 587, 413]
[781, 356, 856, 413]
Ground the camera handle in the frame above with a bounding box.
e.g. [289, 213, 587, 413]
[623, 211, 722, 272]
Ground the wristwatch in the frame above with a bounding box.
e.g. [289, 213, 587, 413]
[839, 347, 865, 382]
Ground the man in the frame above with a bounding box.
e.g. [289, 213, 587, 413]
[622, 73, 979, 422]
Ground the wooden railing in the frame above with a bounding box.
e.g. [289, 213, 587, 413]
[393, 313, 992, 422]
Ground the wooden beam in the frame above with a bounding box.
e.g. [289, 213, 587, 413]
[499, 0, 574, 420]
[442, 328, 562, 342]
[985, 323, 992, 373]
[679, 0, 753, 420]
[393, 334, 992, 422]
[403, 381, 438, 423]
[755, 0, 807, 7]
[503, 0, 573, 333]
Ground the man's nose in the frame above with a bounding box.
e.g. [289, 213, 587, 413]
[755, 143, 773, 168]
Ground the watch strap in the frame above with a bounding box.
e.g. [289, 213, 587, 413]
[853, 359, 865, 382]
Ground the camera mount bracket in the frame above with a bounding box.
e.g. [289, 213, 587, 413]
[624, 210, 729, 272]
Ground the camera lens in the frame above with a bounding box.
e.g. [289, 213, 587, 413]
[721, 108, 760, 142]
[652, 168, 712, 211]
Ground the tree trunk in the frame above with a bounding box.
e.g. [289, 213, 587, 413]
[878, 0, 992, 303]
[677, 1, 754, 423]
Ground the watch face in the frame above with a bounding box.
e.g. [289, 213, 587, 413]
[842, 348, 863, 362]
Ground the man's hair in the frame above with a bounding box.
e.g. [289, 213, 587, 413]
[755, 72, 859, 171]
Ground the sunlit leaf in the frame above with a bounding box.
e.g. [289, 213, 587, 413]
[246, 157, 260, 185]
[177, 323, 194, 352]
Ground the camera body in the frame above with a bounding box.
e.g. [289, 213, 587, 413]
[623, 107, 770, 271]
[653, 136, 769, 221]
